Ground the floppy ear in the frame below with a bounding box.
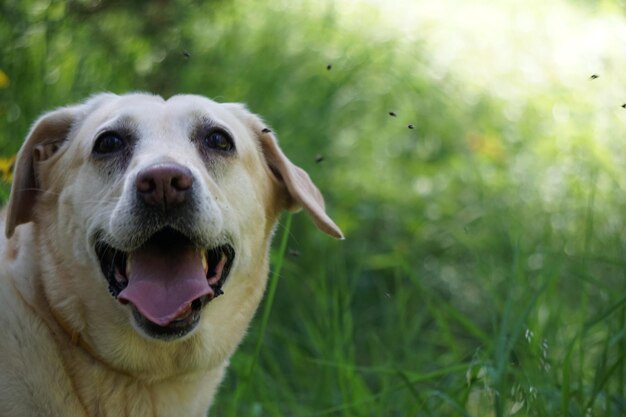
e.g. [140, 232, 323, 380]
[5, 107, 77, 238]
[259, 130, 343, 239]
[227, 104, 343, 239]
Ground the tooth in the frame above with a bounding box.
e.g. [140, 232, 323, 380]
[201, 251, 208, 274]
[126, 254, 132, 276]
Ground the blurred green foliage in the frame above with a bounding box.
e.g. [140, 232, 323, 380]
[1, 0, 626, 415]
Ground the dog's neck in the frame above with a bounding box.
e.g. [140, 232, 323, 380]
[42, 284, 135, 376]
[11, 256, 133, 380]
[6, 225, 131, 376]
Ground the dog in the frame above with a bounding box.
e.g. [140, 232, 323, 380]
[0, 93, 342, 416]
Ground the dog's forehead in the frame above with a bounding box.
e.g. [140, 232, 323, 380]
[84, 94, 248, 134]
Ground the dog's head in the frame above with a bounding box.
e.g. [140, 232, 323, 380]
[5, 93, 341, 374]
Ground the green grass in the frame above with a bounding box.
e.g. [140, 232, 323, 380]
[1, 0, 625, 415]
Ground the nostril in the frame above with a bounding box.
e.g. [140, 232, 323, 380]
[137, 176, 156, 194]
[171, 172, 193, 191]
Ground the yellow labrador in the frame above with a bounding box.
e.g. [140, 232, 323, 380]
[0, 93, 342, 416]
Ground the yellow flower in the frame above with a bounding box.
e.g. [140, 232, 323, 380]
[0, 155, 16, 183]
[0, 70, 9, 89]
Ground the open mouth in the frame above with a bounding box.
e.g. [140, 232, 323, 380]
[95, 227, 235, 339]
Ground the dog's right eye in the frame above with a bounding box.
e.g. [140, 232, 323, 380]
[203, 129, 235, 153]
[93, 132, 126, 155]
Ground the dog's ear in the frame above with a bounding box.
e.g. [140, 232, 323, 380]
[5, 107, 77, 238]
[259, 130, 343, 239]
[228, 104, 343, 239]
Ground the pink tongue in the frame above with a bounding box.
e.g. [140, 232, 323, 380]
[118, 243, 213, 326]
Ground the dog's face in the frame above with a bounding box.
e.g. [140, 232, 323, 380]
[5, 93, 341, 376]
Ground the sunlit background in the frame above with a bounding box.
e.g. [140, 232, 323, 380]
[1, 0, 625, 415]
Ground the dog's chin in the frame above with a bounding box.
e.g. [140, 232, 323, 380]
[130, 298, 205, 340]
[94, 227, 235, 341]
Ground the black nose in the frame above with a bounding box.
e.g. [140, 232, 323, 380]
[136, 163, 193, 210]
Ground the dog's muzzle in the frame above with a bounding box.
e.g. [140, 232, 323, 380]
[94, 163, 235, 340]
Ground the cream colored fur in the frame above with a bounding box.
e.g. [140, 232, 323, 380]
[0, 93, 341, 417]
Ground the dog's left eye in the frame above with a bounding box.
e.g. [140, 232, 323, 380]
[203, 130, 234, 152]
[93, 132, 126, 155]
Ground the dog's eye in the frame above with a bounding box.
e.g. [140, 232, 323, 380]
[93, 132, 126, 155]
[203, 130, 234, 152]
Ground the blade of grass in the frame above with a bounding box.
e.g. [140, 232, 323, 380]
[584, 291, 626, 330]
[585, 354, 624, 412]
[303, 373, 473, 417]
[396, 368, 435, 417]
[493, 282, 546, 417]
[307, 358, 471, 382]
[428, 390, 475, 417]
[561, 335, 577, 416]
[400, 261, 490, 342]
[578, 170, 597, 408]
[617, 308, 626, 408]
[230, 213, 292, 416]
